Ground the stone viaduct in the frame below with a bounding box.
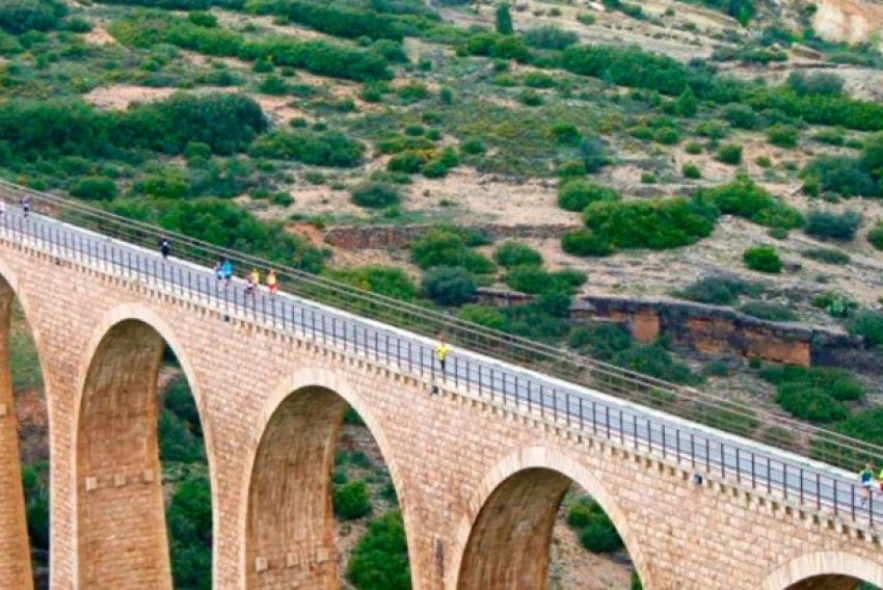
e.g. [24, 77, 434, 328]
[0, 215, 882, 589]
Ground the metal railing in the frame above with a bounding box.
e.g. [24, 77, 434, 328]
[0, 178, 881, 527]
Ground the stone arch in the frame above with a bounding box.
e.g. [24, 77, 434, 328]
[241, 366, 418, 589]
[762, 551, 883, 590]
[449, 445, 651, 590]
[0, 258, 46, 590]
[72, 303, 215, 590]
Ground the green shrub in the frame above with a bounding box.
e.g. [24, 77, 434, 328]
[410, 228, 495, 273]
[801, 247, 850, 265]
[561, 44, 688, 96]
[776, 384, 848, 423]
[461, 138, 486, 155]
[523, 25, 579, 49]
[787, 71, 844, 96]
[421, 158, 449, 178]
[346, 511, 410, 590]
[397, 82, 430, 104]
[869, 223, 883, 250]
[801, 156, 877, 197]
[715, 143, 743, 165]
[387, 151, 425, 174]
[421, 266, 477, 306]
[674, 87, 698, 117]
[743, 245, 782, 273]
[494, 241, 543, 268]
[803, 210, 861, 241]
[682, 163, 702, 179]
[167, 473, 212, 590]
[551, 121, 580, 145]
[612, 344, 697, 384]
[70, 176, 118, 201]
[766, 124, 799, 148]
[676, 275, 760, 305]
[567, 502, 594, 528]
[333, 480, 371, 520]
[350, 182, 401, 209]
[457, 304, 507, 331]
[504, 266, 584, 295]
[721, 103, 759, 129]
[561, 229, 614, 257]
[250, 130, 364, 166]
[847, 310, 883, 347]
[739, 301, 797, 322]
[831, 407, 883, 447]
[762, 365, 864, 401]
[685, 141, 703, 154]
[557, 180, 620, 212]
[518, 90, 543, 107]
[323, 266, 418, 301]
[523, 71, 557, 89]
[568, 323, 632, 361]
[582, 197, 717, 251]
[0, 0, 67, 34]
[462, 32, 531, 62]
[247, 0, 409, 41]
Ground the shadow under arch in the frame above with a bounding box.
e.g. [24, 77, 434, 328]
[0, 258, 48, 590]
[72, 304, 216, 590]
[448, 446, 651, 590]
[242, 367, 418, 589]
[762, 551, 883, 590]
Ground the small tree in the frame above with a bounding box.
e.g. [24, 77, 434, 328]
[495, 3, 514, 35]
[743, 246, 782, 273]
[422, 267, 477, 306]
[674, 87, 698, 117]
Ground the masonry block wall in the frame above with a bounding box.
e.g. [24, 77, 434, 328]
[0, 235, 881, 590]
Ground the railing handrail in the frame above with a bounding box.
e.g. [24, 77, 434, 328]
[1, 177, 881, 470]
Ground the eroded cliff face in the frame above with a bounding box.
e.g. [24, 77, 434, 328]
[812, 0, 883, 48]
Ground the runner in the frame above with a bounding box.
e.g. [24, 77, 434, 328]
[245, 268, 260, 299]
[159, 237, 170, 260]
[267, 269, 278, 296]
[860, 463, 875, 505]
[20, 195, 30, 219]
[221, 259, 233, 287]
[214, 260, 224, 285]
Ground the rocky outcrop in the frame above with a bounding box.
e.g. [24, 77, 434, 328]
[324, 224, 578, 250]
[812, 0, 883, 49]
[477, 289, 868, 368]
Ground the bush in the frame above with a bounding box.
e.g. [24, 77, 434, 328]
[495, 2, 513, 35]
[743, 246, 782, 273]
[457, 304, 507, 331]
[847, 310, 883, 347]
[0, 0, 67, 34]
[387, 151, 425, 174]
[801, 247, 850, 265]
[868, 223, 883, 250]
[682, 163, 702, 179]
[561, 229, 614, 257]
[421, 266, 477, 306]
[766, 124, 799, 148]
[250, 129, 364, 167]
[739, 301, 797, 322]
[804, 210, 862, 241]
[860, 131, 883, 178]
[776, 384, 848, 423]
[167, 473, 212, 590]
[761, 365, 864, 401]
[70, 176, 118, 201]
[504, 266, 585, 296]
[561, 44, 689, 96]
[674, 87, 698, 117]
[346, 511, 410, 590]
[568, 323, 632, 361]
[582, 197, 717, 251]
[832, 407, 883, 447]
[248, 0, 409, 41]
[715, 143, 743, 165]
[494, 241, 543, 268]
[676, 275, 760, 305]
[523, 25, 579, 49]
[410, 228, 495, 274]
[557, 180, 620, 212]
[523, 71, 557, 89]
[333, 480, 371, 520]
[580, 521, 623, 553]
[323, 266, 418, 301]
[612, 344, 697, 384]
[802, 156, 877, 197]
[461, 138, 486, 155]
[786, 71, 844, 97]
[421, 158, 449, 178]
[721, 103, 759, 129]
[350, 182, 401, 209]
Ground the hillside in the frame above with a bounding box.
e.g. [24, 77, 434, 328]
[4, 0, 883, 587]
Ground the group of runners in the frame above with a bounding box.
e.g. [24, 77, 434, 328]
[212, 258, 278, 298]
